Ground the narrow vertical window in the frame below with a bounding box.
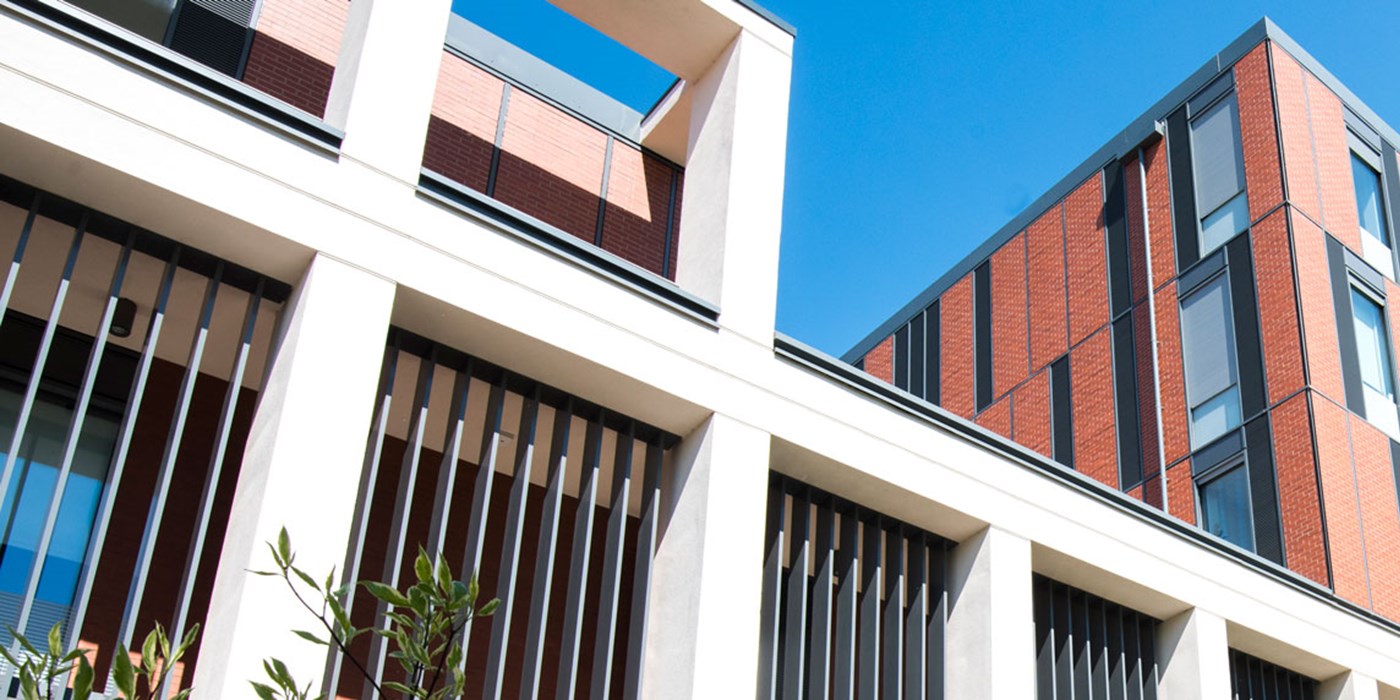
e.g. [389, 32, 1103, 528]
[1181, 275, 1242, 449]
[1352, 151, 1393, 277]
[925, 301, 941, 405]
[1190, 94, 1249, 256]
[974, 262, 992, 411]
[910, 313, 926, 400]
[1350, 286, 1399, 436]
[1050, 356, 1073, 467]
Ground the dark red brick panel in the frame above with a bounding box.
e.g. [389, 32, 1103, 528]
[242, 0, 349, 117]
[1235, 42, 1285, 223]
[975, 395, 1012, 439]
[1143, 139, 1176, 287]
[1065, 176, 1109, 346]
[991, 233, 1028, 399]
[1070, 327, 1117, 489]
[1351, 419, 1400, 619]
[1271, 44, 1323, 224]
[942, 276, 976, 418]
[1307, 71, 1362, 255]
[1013, 370, 1052, 458]
[864, 336, 894, 384]
[1292, 210, 1346, 403]
[1166, 461, 1195, 525]
[1124, 154, 1150, 305]
[1270, 393, 1328, 586]
[1314, 398, 1369, 606]
[1252, 209, 1306, 405]
[1027, 204, 1068, 372]
[1154, 283, 1192, 466]
[601, 147, 676, 278]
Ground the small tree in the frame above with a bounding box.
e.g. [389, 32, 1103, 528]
[252, 528, 498, 700]
[0, 621, 197, 700]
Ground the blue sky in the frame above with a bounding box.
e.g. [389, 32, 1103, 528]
[454, 1, 1400, 356]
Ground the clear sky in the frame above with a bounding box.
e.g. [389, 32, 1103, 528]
[453, 0, 1400, 357]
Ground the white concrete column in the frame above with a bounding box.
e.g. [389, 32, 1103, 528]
[642, 413, 771, 700]
[191, 254, 396, 700]
[676, 29, 792, 345]
[324, 0, 453, 182]
[1156, 608, 1232, 699]
[1319, 672, 1382, 700]
[945, 525, 1035, 699]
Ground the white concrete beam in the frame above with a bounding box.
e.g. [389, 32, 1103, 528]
[191, 254, 396, 700]
[676, 29, 791, 346]
[1157, 608, 1232, 699]
[642, 413, 771, 699]
[1320, 672, 1382, 700]
[325, 0, 453, 182]
[945, 526, 1035, 699]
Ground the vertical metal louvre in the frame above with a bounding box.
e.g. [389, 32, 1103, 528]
[0, 176, 287, 695]
[759, 472, 952, 700]
[331, 327, 675, 700]
[1229, 649, 1317, 700]
[1033, 575, 1160, 700]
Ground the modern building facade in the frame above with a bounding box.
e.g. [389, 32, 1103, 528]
[850, 20, 1400, 630]
[0, 0, 1396, 698]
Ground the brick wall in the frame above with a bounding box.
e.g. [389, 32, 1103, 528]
[1350, 419, 1400, 619]
[975, 395, 1012, 439]
[991, 233, 1028, 399]
[1166, 461, 1195, 525]
[1272, 45, 1323, 224]
[1313, 398, 1369, 606]
[1154, 283, 1191, 466]
[1252, 209, 1306, 405]
[1291, 211, 1346, 402]
[243, 0, 349, 117]
[422, 52, 683, 279]
[1013, 370, 1052, 458]
[1027, 205, 1068, 372]
[1065, 177, 1108, 347]
[1071, 328, 1117, 488]
[864, 336, 894, 383]
[1235, 43, 1285, 222]
[941, 276, 976, 418]
[1271, 393, 1329, 586]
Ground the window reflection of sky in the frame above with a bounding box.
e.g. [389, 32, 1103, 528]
[0, 387, 117, 625]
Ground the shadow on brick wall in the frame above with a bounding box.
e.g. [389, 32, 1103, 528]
[423, 116, 680, 281]
[242, 31, 335, 117]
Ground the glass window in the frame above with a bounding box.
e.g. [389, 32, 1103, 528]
[1180, 275, 1242, 448]
[1350, 287, 1400, 436]
[0, 387, 118, 641]
[1199, 463, 1254, 551]
[1191, 94, 1250, 256]
[67, 0, 179, 43]
[1352, 153, 1393, 276]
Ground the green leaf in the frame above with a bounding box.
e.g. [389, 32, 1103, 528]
[292, 630, 327, 646]
[477, 598, 500, 617]
[277, 527, 292, 566]
[141, 628, 159, 675]
[46, 622, 62, 657]
[248, 570, 281, 577]
[414, 549, 433, 585]
[290, 566, 320, 592]
[172, 690, 193, 700]
[18, 672, 37, 700]
[468, 575, 480, 606]
[362, 581, 411, 608]
[73, 655, 94, 700]
[13, 628, 39, 657]
[383, 681, 416, 695]
[250, 683, 277, 700]
[178, 623, 201, 658]
[112, 646, 137, 700]
[436, 554, 452, 594]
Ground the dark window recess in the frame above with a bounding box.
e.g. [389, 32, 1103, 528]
[1383, 141, 1400, 263]
[66, 0, 256, 78]
[975, 261, 992, 411]
[1034, 576, 1159, 700]
[759, 473, 952, 700]
[910, 312, 926, 400]
[1229, 649, 1317, 699]
[853, 357, 865, 372]
[1112, 315, 1142, 488]
[1226, 236, 1267, 420]
[1166, 106, 1201, 272]
[1051, 356, 1073, 468]
[894, 324, 910, 393]
[1244, 415, 1284, 565]
[925, 301, 941, 405]
[1104, 160, 1132, 317]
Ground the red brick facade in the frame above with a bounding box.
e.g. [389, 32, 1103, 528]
[853, 36, 1400, 623]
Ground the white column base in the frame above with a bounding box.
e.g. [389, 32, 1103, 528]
[945, 525, 1035, 699]
[1320, 672, 1381, 700]
[1157, 608, 1232, 699]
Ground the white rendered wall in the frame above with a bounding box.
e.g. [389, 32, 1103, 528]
[1157, 608, 1232, 699]
[945, 526, 1035, 699]
[192, 254, 396, 700]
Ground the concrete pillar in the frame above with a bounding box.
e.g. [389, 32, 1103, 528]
[675, 29, 791, 345]
[641, 413, 771, 700]
[191, 254, 396, 699]
[1156, 608, 1232, 699]
[1319, 672, 1381, 700]
[945, 526, 1035, 699]
[324, 0, 453, 182]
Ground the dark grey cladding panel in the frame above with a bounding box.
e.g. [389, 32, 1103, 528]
[845, 17, 1400, 363]
[444, 15, 645, 143]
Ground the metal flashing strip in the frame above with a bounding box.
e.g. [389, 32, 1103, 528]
[417, 169, 720, 325]
[1, 0, 342, 151]
[775, 332, 1400, 639]
[444, 14, 650, 147]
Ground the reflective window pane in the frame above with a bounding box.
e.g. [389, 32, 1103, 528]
[1181, 275, 1242, 449]
[1353, 153, 1389, 249]
[1190, 388, 1242, 450]
[1200, 192, 1250, 256]
[1200, 465, 1254, 551]
[1351, 288, 1395, 399]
